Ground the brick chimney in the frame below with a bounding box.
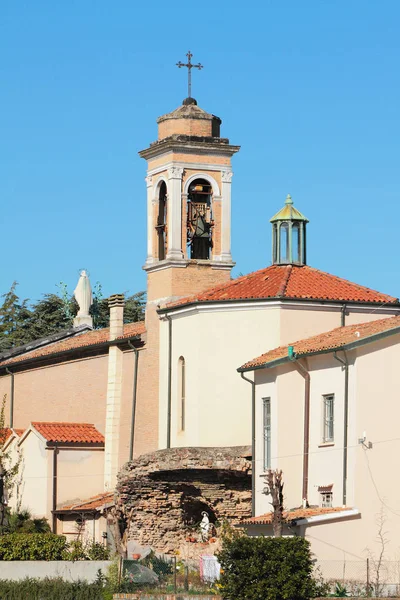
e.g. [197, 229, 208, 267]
[108, 294, 124, 340]
[104, 293, 125, 490]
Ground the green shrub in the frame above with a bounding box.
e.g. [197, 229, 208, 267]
[217, 535, 317, 600]
[0, 577, 105, 599]
[0, 533, 68, 561]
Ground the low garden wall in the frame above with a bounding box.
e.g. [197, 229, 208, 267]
[0, 560, 111, 582]
[113, 595, 222, 600]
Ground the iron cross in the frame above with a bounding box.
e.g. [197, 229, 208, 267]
[176, 51, 203, 99]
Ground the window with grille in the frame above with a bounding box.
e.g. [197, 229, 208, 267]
[263, 397, 271, 470]
[320, 491, 333, 507]
[323, 394, 334, 443]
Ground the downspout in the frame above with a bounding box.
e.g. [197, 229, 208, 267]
[127, 341, 139, 461]
[334, 350, 349, 506]
[341, 304, 347, 327]
[166, 315, 172, 449]
[241, 372, 256, 517]
[5, 368, 14, 428]
[52, 445, 58, 533]
[289, 348, 310, 504]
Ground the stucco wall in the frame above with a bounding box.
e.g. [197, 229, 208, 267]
[252, 331, 400, 560]
[17, 431, 49, 518]
[56, 447, 104, 507]
[159, 305, 281, 449]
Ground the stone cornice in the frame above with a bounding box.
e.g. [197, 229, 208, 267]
[139, 137, 240, 160]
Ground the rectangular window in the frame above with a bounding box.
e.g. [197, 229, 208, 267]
[263, 397, 271, 470]
[323, 394, 334, 443]
[320, 491, 333, 507]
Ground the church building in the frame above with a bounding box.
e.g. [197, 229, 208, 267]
[0, 82, 399, 556]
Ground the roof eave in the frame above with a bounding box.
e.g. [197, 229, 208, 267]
[159, 295, 400, 315]
[238, 324, 400, 372]
[0, 334, 143, 373]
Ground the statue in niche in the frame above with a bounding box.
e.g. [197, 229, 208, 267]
[199, 511, 211, 541]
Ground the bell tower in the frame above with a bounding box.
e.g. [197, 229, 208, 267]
[139, 96, 240, 304]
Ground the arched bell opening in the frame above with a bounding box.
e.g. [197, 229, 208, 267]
[156, 181, 167, 260]
[187, 178, 213, 260]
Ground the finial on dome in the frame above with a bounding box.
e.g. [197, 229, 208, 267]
[285, 194, 293, 205]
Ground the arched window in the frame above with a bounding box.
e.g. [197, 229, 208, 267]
[187, 179, 213, 260]
[156, 182, 167, 260]
[178, 356, 185, 431]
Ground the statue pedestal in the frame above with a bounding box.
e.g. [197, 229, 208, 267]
[73, 315, 93, 328]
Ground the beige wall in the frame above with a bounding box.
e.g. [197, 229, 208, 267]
[159, 301, 399, 452]
[253, 330, 400, 561]
[16, 431, 49, 518]
[57, 448, 104, 508]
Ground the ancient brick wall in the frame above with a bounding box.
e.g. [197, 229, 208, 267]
[116, 446, 252, 554]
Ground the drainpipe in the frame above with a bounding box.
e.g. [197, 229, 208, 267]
[334, 350, 349, 506]
[341, 304, 347, 327]
[289, 348, 310, 504]
[127, 341, 139, 461]
[241, 372, 256, 517]
[5, 368, 14, 428]
[166, 315, 172, 449]
[52, 445, 58, 533]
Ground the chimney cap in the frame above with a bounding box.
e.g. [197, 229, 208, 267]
[108, 294, 125, 308]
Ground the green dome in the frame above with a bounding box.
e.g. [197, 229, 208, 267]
[270, 195, 309, 223]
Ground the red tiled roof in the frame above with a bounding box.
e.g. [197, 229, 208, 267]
[240, 314, 400, 370]
[31, 422, 104, 444]
[0, 427, 25, 446]
[166, 264, 398, 309]
[0, 321, 145, 367]
[242, 506, 351, 525]
[58, 492, 114, 512]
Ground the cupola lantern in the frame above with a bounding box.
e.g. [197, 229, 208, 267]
[270, 195, 308, 266]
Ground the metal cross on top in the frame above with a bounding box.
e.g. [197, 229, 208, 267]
[176, 51, 203, 99]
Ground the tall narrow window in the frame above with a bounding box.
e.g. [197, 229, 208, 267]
[279, 223, 289, 262]
[323, 394, 334, 443]
[263, 397, 271, 470]
[156, 182, 167, 260]
[292, 223, 300, 263]
[178, 357, 185, 431]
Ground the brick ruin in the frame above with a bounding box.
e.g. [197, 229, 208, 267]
[115, 446, 252, 555]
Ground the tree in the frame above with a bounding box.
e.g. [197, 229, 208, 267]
[0, 283, 32, 352]
[0, 395, 22, 531]
[263, 469, 284, 537]
[218, 536, 317, 600]
[0, 282, 146, 351]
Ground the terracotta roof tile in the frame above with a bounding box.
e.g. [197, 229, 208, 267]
[31, 422, 104, 444]
[242, 506, 351, 525]
[166, 265, 398, 309]
[0, 427, 25, 446]
[58, 492, 114, 512]
[241, 314, 400, 370]
[0, 321, 145, 367]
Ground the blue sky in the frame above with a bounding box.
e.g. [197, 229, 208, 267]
[1, 1, 400, 303]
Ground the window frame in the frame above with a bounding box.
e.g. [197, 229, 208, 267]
[263, 397, 271, 470]
[320, 491, 333, 508]
[178, 356, 185, 432]
[322, 393, 335, 443]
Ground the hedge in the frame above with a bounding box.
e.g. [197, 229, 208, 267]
[217, 536, 317, 600]
[0, 577, 106, 599]
[0, 534, 68, 561]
